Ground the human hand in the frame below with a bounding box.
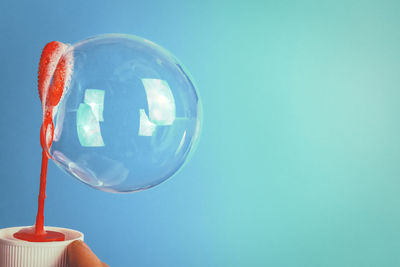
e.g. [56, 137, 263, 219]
[67, 240, 109, 267]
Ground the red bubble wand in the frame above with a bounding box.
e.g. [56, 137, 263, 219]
[14, 41, 73, 242]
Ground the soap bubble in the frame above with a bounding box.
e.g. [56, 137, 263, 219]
[43, 34, 201, 193]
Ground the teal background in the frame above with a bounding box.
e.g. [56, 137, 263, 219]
[1, 0, 400, 266]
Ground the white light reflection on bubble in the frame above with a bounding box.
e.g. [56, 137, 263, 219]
[139, 109, 156, 136]
[142, 79, 175, 125]
[76, 89, 105, 147]
[84, 89, 105, 122]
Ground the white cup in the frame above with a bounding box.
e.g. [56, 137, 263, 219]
[0, 226, 84, 267]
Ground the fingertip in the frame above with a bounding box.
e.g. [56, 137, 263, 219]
[68, 240, 85, 252]
[67, 240, 103, 267]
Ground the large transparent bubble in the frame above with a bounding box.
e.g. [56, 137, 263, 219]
[45, 34, 201, 193]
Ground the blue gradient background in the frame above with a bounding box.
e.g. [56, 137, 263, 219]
[1, 0, 400, 266]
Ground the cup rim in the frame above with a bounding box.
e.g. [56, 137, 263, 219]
[0, 226, 84, 247]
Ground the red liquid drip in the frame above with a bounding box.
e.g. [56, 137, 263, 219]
[14, 41, 69, 242]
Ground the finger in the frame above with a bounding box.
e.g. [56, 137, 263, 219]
[67, 240, 105, 267]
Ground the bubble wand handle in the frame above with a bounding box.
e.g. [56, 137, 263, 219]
[34, 149, 49, 235]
